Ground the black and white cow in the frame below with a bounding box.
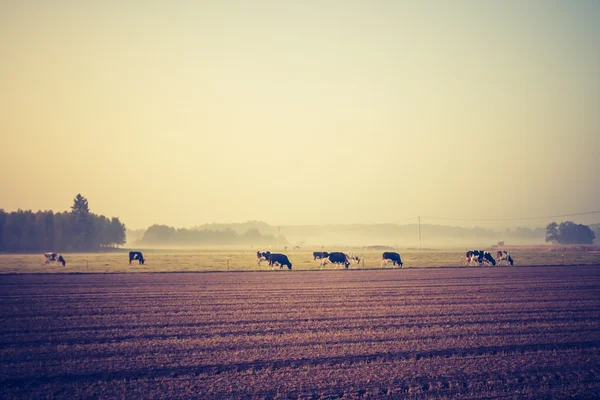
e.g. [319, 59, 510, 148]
[268, 253, 292, 270]
[465, 250, 496, 266]
[496, 250, 514, 266]
[313, 251, 330, 261]
[482, 251, 496, 266]
[465, 250, 477, 265]
[44, 252, 66, 267]
[381, 252, 403, 267]
[322, 252, 350, 269]
[129, 251, 145, 265]
[346, 252, 361, 264]
[257, 251, 271, 266]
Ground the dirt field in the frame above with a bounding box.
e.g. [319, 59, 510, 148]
[1, 248, 599, 273]
[1, 266, 599, 399]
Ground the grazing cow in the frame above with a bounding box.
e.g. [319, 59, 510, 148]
[44, 252, 66, 267]
[465, 250, 476, 265]
[257, 251, 271, 266]
[322, 252, 350, 269]
[482, 251, 496, 266]
[313, 251, 330, 261]
[129, 251, 145, 265]
[381, 252, 403, 267]
[465, 250, 485, 265]
[465, 250, 496, 266]
[496, 250, 514, 266]
[347, 252, 361, 264]
[268, 253, 292, 270]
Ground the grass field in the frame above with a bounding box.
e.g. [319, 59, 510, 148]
[0, 248, 599, 273]
[1, 266, 599, 399]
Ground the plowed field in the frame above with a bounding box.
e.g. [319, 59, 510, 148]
[1, 266, 599, 399]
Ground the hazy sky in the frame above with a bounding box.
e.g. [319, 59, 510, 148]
[1, 1, 599, 229]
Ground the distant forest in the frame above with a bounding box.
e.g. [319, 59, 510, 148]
[135, 224, 288, 247]
[0, 194, 126, 253]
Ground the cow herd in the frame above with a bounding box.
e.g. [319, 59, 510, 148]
[256, 250, 404, 270]
[465, 250, 515, 266]
[41, 249, 515, 269]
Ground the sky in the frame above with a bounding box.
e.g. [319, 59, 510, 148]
[1, 1, 599, 229]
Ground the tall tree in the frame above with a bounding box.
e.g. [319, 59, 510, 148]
[109, 217, 126, 247]
[70, 194, 92, 250]
[71, 194, 90, 216]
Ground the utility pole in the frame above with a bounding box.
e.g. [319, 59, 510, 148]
[277, 226, 280, 249]
[418, 216, 422, 250]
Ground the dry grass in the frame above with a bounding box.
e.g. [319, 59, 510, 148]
[0, 248, 599, 273]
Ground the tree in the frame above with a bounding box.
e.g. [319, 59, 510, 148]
[141, 225, 176, 244]
[109, 217, 126, 247]
[0, 210, 5, 252]
[71, 194, 90, 216]
[545, 221, 596, 245]
[70, 194, 93, 250]
[545, 222, 559, 243]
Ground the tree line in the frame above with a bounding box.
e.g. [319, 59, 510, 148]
[137, 224, 287, 246]
[0, 194, 126, 253]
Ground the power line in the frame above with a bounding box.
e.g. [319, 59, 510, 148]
[419, 210, 600, 222]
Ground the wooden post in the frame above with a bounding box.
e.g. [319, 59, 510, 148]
[227, 256, 229, 271]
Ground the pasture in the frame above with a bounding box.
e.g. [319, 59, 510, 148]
[0, 248, 599, 273]
[1, 266, 599, 399]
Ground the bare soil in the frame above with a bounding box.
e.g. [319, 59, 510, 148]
[1, 266, 599, 399]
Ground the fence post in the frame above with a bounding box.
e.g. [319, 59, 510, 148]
[227, 256, 229, 271]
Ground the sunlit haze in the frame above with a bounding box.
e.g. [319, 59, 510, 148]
[1, 1, 599, 229]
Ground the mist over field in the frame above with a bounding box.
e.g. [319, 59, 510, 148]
[1, 1, 599, 233]
[127, 220, 600, 249]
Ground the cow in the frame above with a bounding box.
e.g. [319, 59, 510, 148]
[44, 252, 66, 267]
[268, 253, 292, 270]
[129, 251, 145, 265]
[465, 250, 477, 265]
[496, 250, 514, 266]
[347, 252, 361, 264]
[257, 251, 271, 266]
[465, 250, 496, 266]
[313, 251, 330, 261]
[381, 252, 403, 267]
[44, 252, 58, 263]
[466, 250, 486, 266]
[322, 252, 350, 269]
